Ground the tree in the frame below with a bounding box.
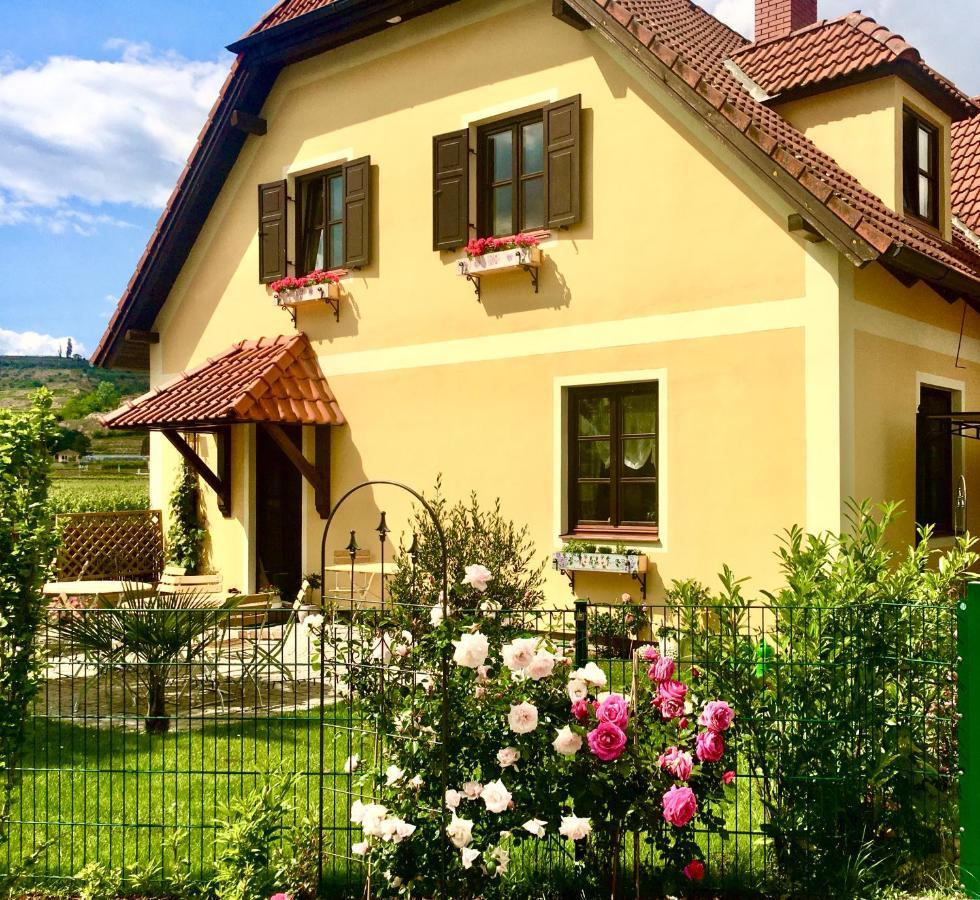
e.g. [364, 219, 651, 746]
[65, 338, 73, 358]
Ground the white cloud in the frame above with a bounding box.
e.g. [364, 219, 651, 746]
[0, 328, 87, 357]
[0, 41, 229, 223]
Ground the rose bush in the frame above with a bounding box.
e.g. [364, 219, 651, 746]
[335, 552, 735, 897]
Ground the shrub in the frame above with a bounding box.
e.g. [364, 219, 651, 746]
[167, 462, 206, 573]
[0, 391, 58, 846]
[666, 500, 975, 892]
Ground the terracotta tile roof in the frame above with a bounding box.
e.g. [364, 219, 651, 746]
[953, 113, 980, 234]
[102, 334, 345, 429]
[586, 0, 980, 286]
[729, 13, 976, 119]
[246, 0, 340, 37]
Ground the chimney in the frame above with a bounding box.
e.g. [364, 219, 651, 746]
[755, 0, 818, 43]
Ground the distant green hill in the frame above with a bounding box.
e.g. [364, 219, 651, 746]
[0, 355, 148, 411]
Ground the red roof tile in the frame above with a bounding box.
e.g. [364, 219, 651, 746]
[246, 0, 339, 37]
[730, 13, 976, 119]
[102, 334, 345, 429]
[953, 113, 980, 234]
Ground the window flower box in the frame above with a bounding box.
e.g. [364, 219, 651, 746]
[271, 270, 342, 323]
[552, 550, 649, 598]
[458, 234, 542, 300]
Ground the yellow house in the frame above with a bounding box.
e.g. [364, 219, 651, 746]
[96, 0, 980, 603]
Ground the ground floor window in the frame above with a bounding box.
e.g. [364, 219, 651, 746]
[916, 385, 954, 536]
[568, 381, 658, 535]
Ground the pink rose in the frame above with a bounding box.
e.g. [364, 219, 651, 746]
[270, 894, 291, 900]
[570, 698, 591, 722]
[657, 746, 693, 781]
[722, 770, 736, 785]
[647, 656, 675, 683]
[699, 700, 735, 733]
[586, 722, 627, 762]
[659, 697, 685, 720]
[678, 717, 689, 730]
[658, 679, 687, 704]
[595, 693, 629, 729]
[683, 860, 705, 881]
[695, 729, 725, 763]
[642, 645, 660, 662]
[662, 785, 697, 827]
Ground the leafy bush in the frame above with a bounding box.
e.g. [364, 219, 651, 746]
[60, 381, 121, 420]
[590, 600, 650, 659]
[49, 481, 150, 513]
[167, 462, 206, 573]
[666, 501, 974, 892]
[0, 392, 58, 846]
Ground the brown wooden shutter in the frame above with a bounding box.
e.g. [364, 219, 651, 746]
[432, 129, 470, 250]
[258, 180, 287, 283]
[314, 425, 332, 518]
[342, 156, 371, 268]
[544, 95, 581, 229]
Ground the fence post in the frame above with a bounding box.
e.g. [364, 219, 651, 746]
[574, 600, 588, 667]
[961, 581, 980, 897]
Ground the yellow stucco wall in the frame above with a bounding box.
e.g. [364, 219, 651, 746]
[145, 0, 847, 603]
[776, 76, 953, 239]
[851, 264, 980, 548]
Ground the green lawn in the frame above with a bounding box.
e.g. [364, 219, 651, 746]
[3, 707, 371, 893]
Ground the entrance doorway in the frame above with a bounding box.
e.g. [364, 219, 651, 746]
[255, 424, 303, 600]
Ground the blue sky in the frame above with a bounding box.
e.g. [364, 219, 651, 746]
[0, 0, 977, 360]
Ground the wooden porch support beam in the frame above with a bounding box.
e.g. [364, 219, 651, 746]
[162, 429, 232, 517]
[260, 422, 329, 513]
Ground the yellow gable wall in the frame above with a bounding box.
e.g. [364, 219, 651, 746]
[147, 0, 827, 601]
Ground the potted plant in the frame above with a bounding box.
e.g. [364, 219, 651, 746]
[457, 233, 542, 276]
[270, 270, 341, 306]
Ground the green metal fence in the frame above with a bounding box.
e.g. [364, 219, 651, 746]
[2, 594, 962, 896]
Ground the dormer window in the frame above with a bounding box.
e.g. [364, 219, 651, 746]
[903, 109, 939, 227]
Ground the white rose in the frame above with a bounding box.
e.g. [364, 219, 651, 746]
[352, 840, 369, 855]
[343, 754, 360, 773]
[497, 747, 520, 768]
[501, 638, 537, 672]
[462, 780, 483, 800]
[447, 813, 474, 848]
[461, 564, 493, 592]
[370, 633, 392, 663]
[572, 662, 607, 687]
[461, 847, 481, 869]
[452, 631, 490, 668]
[379, 817, 416, 844]
[303, 613, 324, 635]
[385, 764, 404, 785]
[351, 800, 386, 826]
[525, 651, 556, 681]
[507, 701, 539, 734]
[566, 679, 589, 702]
[476, 665, 491, 683]
[559, 815, 592, 841]
[445, 789, 463, 810]
[522, 818, 547, 838]
[409, 774, 423, 789]
[359, 804, 389, 837]
[481, 779, 513, 814]
[490, 845, 510, 876]
[430, 602, 444, 627]
[552, 726, 583, 756]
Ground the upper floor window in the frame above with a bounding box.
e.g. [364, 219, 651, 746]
[568, 382, 658, 534]
[297, 168, 345, 274]
[903, 109, 939, 227]
[478, 113, 546, 237]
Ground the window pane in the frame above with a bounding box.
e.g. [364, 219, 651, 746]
[493, 185, 513, 236]
[621, 482, 657, 524]
[303, 180, 324, 228]
[621, 439, 656, 477]
[578, 440, 611, 477]
[577, 482, 611, 522]
[329, 222, 343, 268]
[623, 392, 657, 435]
[578, 396, 610, 436]
[918, 126, 932, 173]
[303, 228, 325, 273]
[522, 121, 544, 174]
[522, 176, 544, 230]
[328, 174, 344, 221]
[918, 175, 931, 219]
[491, 131, 513, 183]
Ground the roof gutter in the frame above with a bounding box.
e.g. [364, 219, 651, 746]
[883, 243, 980, 305]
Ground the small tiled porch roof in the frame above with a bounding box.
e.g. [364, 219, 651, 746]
[101, 334, 344, 430]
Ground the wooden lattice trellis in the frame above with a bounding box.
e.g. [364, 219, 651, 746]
[55, 510, 164, 581]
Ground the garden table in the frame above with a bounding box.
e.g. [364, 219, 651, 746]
[323, 561, 400, 608]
